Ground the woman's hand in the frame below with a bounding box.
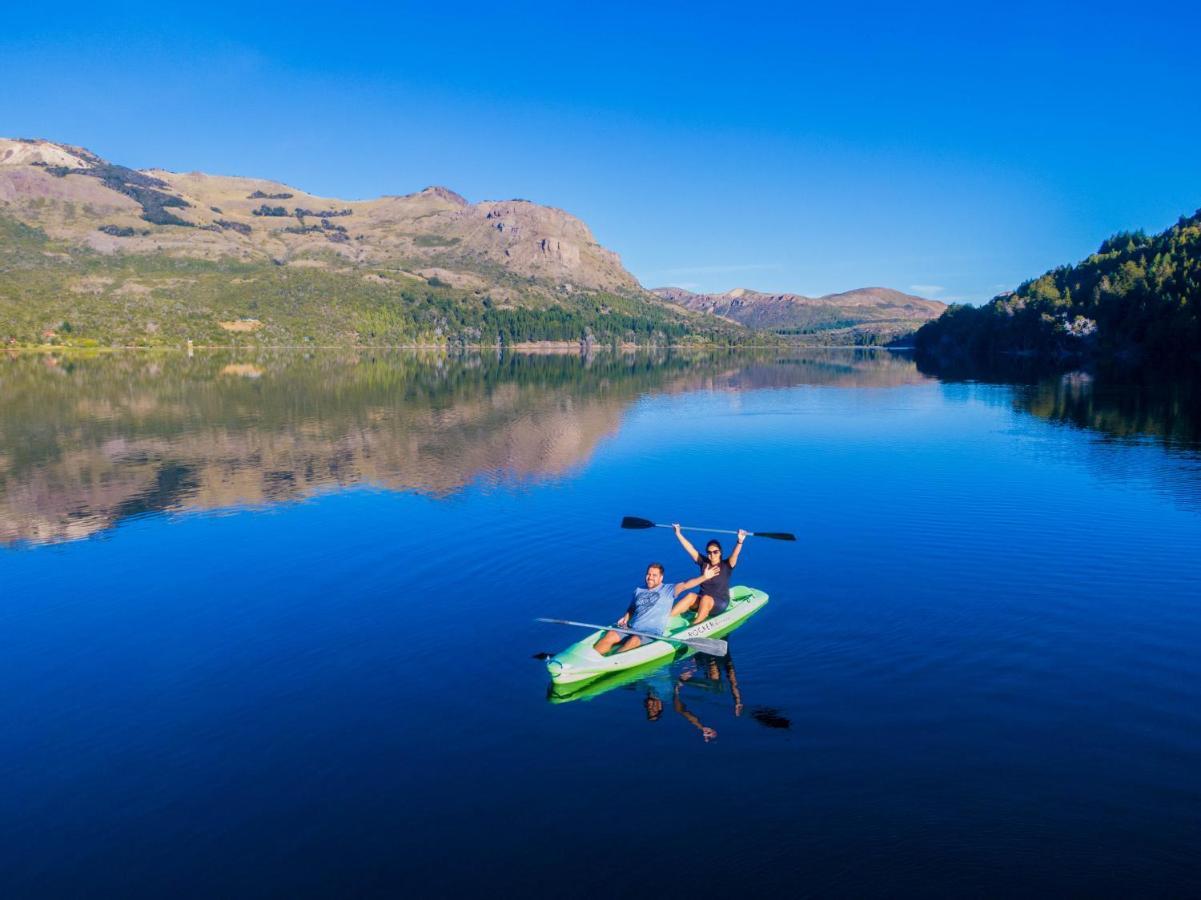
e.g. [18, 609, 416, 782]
[702, 564, 720, 580]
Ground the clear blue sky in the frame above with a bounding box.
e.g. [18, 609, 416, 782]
[4, 1, 1199, 302]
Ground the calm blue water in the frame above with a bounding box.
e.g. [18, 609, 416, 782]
[2, 351, 1200, 895]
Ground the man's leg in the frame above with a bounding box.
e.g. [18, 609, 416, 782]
[671, 593, 698, 617]
[594, 629, 624, 654]
[693, 594, 716, 624]
[595, 632, 644, 655]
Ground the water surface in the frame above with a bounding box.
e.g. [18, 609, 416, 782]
[2, 349, 1199, 895]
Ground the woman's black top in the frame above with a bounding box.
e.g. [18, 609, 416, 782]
[695, 557, 733, 614]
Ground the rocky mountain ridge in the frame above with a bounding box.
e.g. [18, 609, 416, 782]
[0, 137, 639, 297]
[653, 285, 946, 336]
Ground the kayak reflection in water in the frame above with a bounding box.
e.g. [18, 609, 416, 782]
[669, 524, 748, 625]
[593, 562, 719, 656]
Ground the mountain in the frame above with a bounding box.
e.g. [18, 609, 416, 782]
[914, 210, 1201, 371]
[653, 285, 945, 343]
[0, 138, 733, 347]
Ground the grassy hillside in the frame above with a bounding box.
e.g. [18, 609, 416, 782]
[915, 210, 1201, 369]
[0, 213, 744, 348]
[0, 138, 757, 348]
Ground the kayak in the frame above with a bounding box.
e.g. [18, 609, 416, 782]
[545, 585, 769, 686]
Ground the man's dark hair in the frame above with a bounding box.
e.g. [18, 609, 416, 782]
[647, 562, 665, 575]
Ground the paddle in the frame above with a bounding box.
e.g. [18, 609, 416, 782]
[536, 618, 728, 657]
[621, 516, 796, 542]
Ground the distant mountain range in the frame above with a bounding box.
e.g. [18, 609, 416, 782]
[653, 286, 945, 343]
[0, 137, 728, 347]
[1, 137, 942, 348]
[0, 137, 640, 294]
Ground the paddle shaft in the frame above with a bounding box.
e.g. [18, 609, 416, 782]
[652, 523, 743, 537]
[536, 618, 728, 657]
[620, 516, 795, 541]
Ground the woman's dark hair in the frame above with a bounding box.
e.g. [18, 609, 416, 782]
[706, 540, 722, 553]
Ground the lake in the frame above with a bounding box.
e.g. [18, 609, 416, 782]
[2, 348, 1200, 895]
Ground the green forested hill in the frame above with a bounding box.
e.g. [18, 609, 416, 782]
[915, 210, 1201, 369]
[0, 138, 751, 349]
[0, 212, 739, 348]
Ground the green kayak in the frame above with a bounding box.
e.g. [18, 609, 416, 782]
[545, 585, 769, 688]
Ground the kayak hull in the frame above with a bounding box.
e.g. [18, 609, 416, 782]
[545, 586, 769, 686]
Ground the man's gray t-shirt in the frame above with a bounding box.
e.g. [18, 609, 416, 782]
[627, 581, 677, 636]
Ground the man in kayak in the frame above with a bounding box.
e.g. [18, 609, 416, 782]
[669, 524, 748, 624]
[593, 562, 720, 656]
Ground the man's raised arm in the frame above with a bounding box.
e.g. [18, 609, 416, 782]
[672, 564, 720, 597]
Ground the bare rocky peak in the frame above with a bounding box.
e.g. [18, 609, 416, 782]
[651, 286, 698, 304]
[0, 138, 97, 169]
[0, 137, 641, 295]
[415, 185, 469, 206]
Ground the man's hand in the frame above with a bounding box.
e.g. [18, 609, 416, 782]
[701, 564, 720, 580]
[737, 529, 748, 544]
[617, 613, 630, 627]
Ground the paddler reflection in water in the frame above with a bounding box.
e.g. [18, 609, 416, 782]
[640, 652, 741, 742]
[669, 524, 748, 624]
[593, 562, 719, 656]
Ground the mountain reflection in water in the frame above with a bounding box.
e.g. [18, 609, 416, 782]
[0, 349, 926, 546]
[3, 349, 1198, 546]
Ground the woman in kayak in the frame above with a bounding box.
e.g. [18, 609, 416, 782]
[594, 562, 719, 656]
[669, 523, 748, 624]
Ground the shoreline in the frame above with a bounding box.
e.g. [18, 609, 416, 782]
[4, 341, 789, 355]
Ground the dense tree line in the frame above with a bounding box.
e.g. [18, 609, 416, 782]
[915, 210, 1201, 370]
[1, 208, 747, 348]
[294, 208, 353, 218]
[40, 160, 193, 226]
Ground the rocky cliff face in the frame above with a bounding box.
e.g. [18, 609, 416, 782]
[0, 138, 641, 295]
[653, 285, 946, 334]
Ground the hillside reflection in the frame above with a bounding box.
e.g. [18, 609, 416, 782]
[1014, 373, 1201, 447]
[1, 349, 928, 546]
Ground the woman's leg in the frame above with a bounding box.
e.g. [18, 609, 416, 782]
[693, 594, 716, 624]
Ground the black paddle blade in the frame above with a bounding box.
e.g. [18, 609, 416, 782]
[754, 532, 797, 541]
[532, 652, 554, 660]
[621, 516, 656, 530]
